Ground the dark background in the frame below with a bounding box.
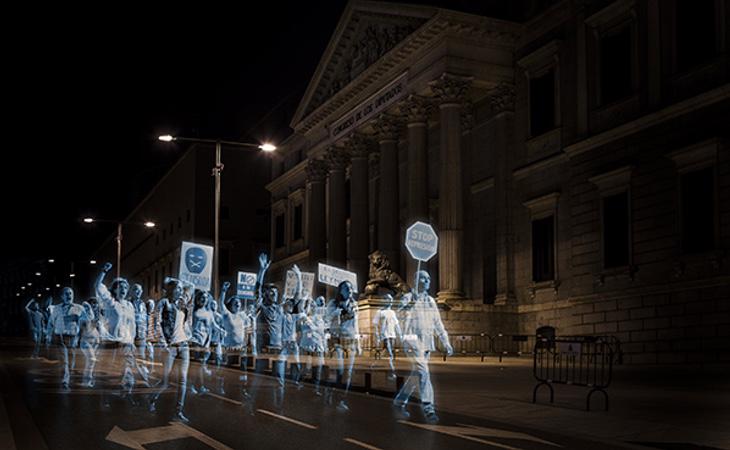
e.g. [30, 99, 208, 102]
[0, 1, 535, 271]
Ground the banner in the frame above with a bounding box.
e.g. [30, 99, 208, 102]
[317, 263, 358, 292]
[237, 271, 258, 299]
[284, 270, 315, 299]
[178, 241, 214, 291]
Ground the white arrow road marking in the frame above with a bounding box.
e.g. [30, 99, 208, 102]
[106, 421, 233, 450]
[256, 409, 318, 430]
[399, 421, 563, 449]
[344, 437, 384, 450]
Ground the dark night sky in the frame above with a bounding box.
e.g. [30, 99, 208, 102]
[1, 1, 524, 271]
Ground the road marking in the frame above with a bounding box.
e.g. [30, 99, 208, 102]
[204, 392, 242, 405]
[344, 437, 383, 450]
[135, 358, 163, 367]
[256, 409, 318, 430]
[106, 421, 233, 450]
[399, 421, 562, 449]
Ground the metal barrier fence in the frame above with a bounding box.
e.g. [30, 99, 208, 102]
[533, 335, 617, 411]
[492, 333, 538, 362]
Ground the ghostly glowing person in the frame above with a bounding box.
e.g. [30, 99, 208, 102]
[326, 280, 361, 411]
[79, 298, 101, 387]
[393, 270, 452, 423]
[46, 287, 84, 389]
[372, 293, 402, 377]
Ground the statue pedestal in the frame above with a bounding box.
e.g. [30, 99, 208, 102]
[357, 295, 394, 347]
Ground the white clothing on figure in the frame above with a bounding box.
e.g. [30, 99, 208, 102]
[96, 283, 136, 345]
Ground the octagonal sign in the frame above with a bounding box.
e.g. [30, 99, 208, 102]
[405, 221, 439, 262]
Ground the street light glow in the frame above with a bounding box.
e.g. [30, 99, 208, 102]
[90, 260, 97, 265]
[48, 259, 55, 263]
[69, 273, 75, 278]
[83, 217, 94, 223]
[158, 135, 174, 142]
[27, 282, 32, 286]
[35, 272, 41, 276]
[45, 287, 50, 291]
[144, 221, 156, 228]
[56, 284, 61, 288]
[259, 143, 277, 152]
[21, 286, 25, 290]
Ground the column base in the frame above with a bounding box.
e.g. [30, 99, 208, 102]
[436, 290, 465, 302]
[494, 293, 516, 306]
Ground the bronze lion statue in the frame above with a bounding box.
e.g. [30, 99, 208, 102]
[364, 250, 410, 296]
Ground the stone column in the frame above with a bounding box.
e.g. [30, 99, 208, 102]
[400, 94, 432, 286]
[373, 114, 402, 274]
[326, 147, 349, 268]
[306, 159, 328, 272]
[347, 134, 372, 291]
[429, 73, 471, 301]
[489, 83, 516, 305]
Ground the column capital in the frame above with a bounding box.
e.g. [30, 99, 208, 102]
[429, 73, 473, 106]
[488, 82, 515, 113]
[372, 113, 403, 143]
[369, 151, 380, 177]
[306, 158, 328, 183]
[346, 133, 374, 159]
[461, 100, 475, 133]
[325, 146, 350, 171]
[399, 94, 433, 125]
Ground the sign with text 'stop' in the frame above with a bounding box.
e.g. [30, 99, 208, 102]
[179, 241, 214, 291]
[405, 221, 439, 262]
[237, 271, 258, 299]
[318, 263, 358, 292]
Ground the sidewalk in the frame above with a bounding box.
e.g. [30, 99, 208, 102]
[361, 355, 730, 450]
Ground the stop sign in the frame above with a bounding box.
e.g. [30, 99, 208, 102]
[405, 221, 438, 262]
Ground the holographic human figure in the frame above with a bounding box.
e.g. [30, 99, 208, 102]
[393, 270, 453, 423]
[46, 287, 84, 389]
[96, 263, 148, 397]
[372, 293, 402, 378]
[208, 299, 226, 394]
[130, 283, 151, 363]
[300, 295, 328, 395]
[25, 299, 44, 359]
[326, 280, 361, 411]
[190, 289, 224, 395]
[151, 277, 193, 422]
[279, 265, 305, 387]
[79, 298, 101, 387]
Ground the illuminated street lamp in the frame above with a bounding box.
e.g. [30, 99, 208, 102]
[83, 218, 156, 279]
[158, 134, 276, 298]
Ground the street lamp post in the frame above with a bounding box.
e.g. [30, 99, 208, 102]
[158, 135, 276, 298]
[83, 218, 156, 280]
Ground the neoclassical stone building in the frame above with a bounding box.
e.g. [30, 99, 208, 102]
[266, 0, 730, 363]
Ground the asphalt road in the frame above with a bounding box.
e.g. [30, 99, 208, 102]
[0, 341, 635, 450]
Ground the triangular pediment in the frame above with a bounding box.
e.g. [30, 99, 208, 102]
[291, 1, 434, 127]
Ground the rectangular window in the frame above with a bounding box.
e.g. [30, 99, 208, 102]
[275, 214, 285, 249]
[681, 167, 715, 253]
[600, 26, 632, 105]
[293, 204, 303, 241]
[532, 216, 555, 282]
[529, 68, 555, 137]
[602, 192, 630, 268]
[676, 0, 716, 72]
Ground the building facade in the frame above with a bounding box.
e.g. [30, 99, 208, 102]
[266, 0, 730, 363]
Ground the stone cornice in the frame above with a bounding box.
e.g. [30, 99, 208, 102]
[564, 84, 730, 158]
[266, 159, 306, 194]
[429, 72, 473, 105]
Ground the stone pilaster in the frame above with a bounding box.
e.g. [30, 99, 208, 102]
[306, 159, 328, 272]
[429, 73, 472, 301]
[347, 133, 373, 291]
[489, 83, 516, 305]
[372, 113, 403, 274]
[326, 147, 349, 268]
